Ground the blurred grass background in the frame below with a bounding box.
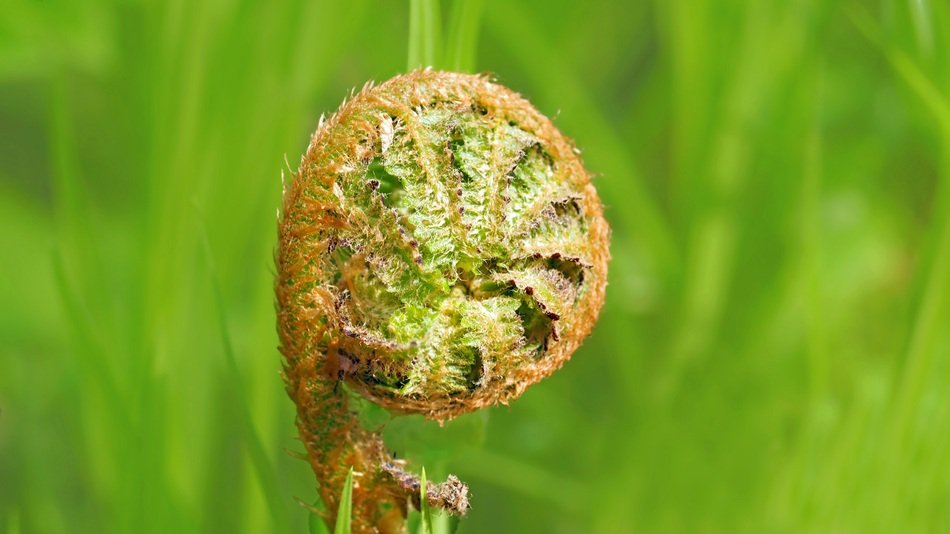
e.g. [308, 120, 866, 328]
[2, 0, 950, 532]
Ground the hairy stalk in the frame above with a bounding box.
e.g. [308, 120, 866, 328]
[276, 70, 609, 533]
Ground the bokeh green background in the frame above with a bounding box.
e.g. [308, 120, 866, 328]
[3, 0, 950, 532]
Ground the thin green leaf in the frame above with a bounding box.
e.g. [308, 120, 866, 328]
[309, 498, 330, 534]
[847, 0, 950, 445]
[197, 212, 290, 533]
[334, 468, 355, 534]
[847, 2, 950, 134]
[408, 0, 442, 69]
[51, 250, 132, 431]
[483, 3, 680, 276]
[456, 448, 587, 513]
[431, 507, 457, 534]
[908, 0, 934, 58]
[445, 0, 483, 72]
[418, 467, 432, 534]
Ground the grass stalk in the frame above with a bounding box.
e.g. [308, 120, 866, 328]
[419, 468, 433, 534]
[334, 469, 354, 534]
[408, 0, 442, 69]
[848, 0, 950, 444]
[198, 215, 290, 533]
[445, 0, 483, 72]
[484, 3, 679, 275]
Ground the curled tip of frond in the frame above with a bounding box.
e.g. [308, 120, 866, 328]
[276, 69, 609, 532]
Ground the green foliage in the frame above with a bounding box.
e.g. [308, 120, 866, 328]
[3, 0, 950, 532]
[201, 212, 289, 532]
[411, 0, 483, 72]
[308, 499, 330, 534]
[445, 0, 484, 72]
[408, 0, 442, 70]
[419, 468, 432, 534]
[409, 466, 458, 534]
[334, 469, 354, 534]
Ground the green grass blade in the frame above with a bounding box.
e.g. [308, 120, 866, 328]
[457, 448, 587, 514]
[445, 0, 483, 72]
[847, 3, 950, 133]
[435, 511, 459, 534]
[197, 214, 290, 533]
[483, 4, 680, 276]
[309, 516, 331, 534]
[50, 250, 133, 429]
[309, 498, 330, 534]
[908, 0, 934, 58]
[418, 467, 432, 534]
[848, 0, 950, 437]
[408, 0, 442, 69]
[334, 468, 354, 534]
[892, 144, 950, 437]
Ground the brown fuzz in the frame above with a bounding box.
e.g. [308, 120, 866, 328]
[276, 69, 609, 533]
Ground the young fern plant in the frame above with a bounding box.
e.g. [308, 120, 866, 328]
[277, 5, 607, 533]
[277, 69, 609, 533]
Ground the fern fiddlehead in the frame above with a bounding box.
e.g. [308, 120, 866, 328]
[276, 70, 609, 532]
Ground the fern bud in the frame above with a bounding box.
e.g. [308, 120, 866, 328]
[276, 69, 609, 532]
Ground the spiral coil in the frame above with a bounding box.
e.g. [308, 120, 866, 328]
[276, 70, 609, 532]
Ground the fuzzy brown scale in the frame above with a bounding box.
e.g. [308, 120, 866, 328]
[276, 70, 609, 533]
